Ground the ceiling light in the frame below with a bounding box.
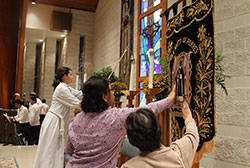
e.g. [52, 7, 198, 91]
[32, 0, 36, 5]
[39, 39, 43, 42]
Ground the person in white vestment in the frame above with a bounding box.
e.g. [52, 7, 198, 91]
[29, 97, 41, 145]
[34, 67, 83, 168]
[8, 99, 33, 145]
[29, 92, 43, 106]
[40, 99, 49, 126]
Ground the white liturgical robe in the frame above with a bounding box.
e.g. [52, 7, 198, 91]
[34, 82, 82, 168]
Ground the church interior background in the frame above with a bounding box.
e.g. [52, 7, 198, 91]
[0, 0, 250, 167]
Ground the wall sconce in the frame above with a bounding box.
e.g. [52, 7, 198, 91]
[32, 0, 36, 5]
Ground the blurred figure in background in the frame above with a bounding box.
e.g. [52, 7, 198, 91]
[8, 93, 21, 109]
[8, 99, 33, 145]
[29, 97, 40, 145]
[40, 99, 49, 126]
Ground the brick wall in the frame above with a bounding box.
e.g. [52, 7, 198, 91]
[22, 42, 36, 97]
[61, 9, 95, 89]
[200, 0, 250, 167]
[93, 0, 121, 75]
[59, 9, 95, 121]
[39, 42, 46, 99]
[42, 39, 56, 105]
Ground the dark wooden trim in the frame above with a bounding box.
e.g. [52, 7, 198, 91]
[0, 0, 23, 108]
[16, 0, 28, 94]
[161, 0, 171, 147]
[139, 4, 162, 19]
[136, 0, 142, 106]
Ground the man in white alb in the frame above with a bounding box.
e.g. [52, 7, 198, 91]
[29, 97, 40, 145]
[40, 99, 49, 126]
[9, 99, 33, 145]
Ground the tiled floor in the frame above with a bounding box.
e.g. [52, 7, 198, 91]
[0, 144, 37, 168]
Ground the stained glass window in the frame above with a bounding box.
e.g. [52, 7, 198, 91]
[140, 9, 162, 77]
[139, 82, 146, 106]
[141, 0, 161, 14]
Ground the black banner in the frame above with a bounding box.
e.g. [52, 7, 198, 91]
[166, 0, 215, 157]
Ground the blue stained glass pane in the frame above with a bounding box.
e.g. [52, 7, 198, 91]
[139, 83, 146, 106]
[155, 48, 160, 57]
[154, 48, 161, 74]
[154, 31, 161, 46]
[140, 54, 147, 77]
[140, 82, 143, 89]
[140, 9, 162, 77]
[139, 92, 146, 106]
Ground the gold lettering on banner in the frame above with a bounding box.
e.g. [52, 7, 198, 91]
[173, 37, 199, 54]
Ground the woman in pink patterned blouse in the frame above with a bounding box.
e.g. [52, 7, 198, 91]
[65, 76, 175, 168]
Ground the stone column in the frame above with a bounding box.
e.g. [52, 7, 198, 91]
[22, 42, 36, 96]
[43, 38, 56, 105]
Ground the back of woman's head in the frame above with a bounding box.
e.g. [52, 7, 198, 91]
[52, 67, 72, 89]
[126, 108, 161, 153]
[81, 76, 110, 113]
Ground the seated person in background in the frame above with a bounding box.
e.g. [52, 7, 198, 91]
[121, 101, 199, 168]
[65, 76, 175, 168]
[8, 93, 21, 109]
[29, 97, 40, 145]
[40, 99, 49, 126]
[8, 99, 33, 145]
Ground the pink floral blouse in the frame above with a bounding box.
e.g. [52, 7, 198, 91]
[66, 97, 172, 168]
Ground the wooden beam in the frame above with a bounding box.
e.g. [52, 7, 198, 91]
[16, 0, 29, 94]
[139, 4, 162, 19]
[0, 0, 22, 108]
[136, 0, 142, 106]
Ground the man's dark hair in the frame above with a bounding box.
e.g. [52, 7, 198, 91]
[29, 92, 37, 97]
[30, 97, 37, 103]
[126, 108, 161, 154]
[81, 76, 110, 113]
[14, 99, 22, 105]
[42, 99, 46, 103]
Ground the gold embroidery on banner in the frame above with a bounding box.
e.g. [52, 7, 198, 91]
[168, 25, 215, 142]
[186, 0, 208, 18]
[166, 0, 213, 39]
[170, 109, 181, 141]
[193, 24, 214, 139]
[167, 41, 174, 61]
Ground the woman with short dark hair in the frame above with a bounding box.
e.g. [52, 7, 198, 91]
[65, 76, 175, 168]
[122, 102, 199, 168]
[126, 108, 162, 154]
[35, 67, 83, 168]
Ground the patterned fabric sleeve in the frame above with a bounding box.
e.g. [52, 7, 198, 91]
[117, 97, 173, 128]
[65, 123, 74, 156]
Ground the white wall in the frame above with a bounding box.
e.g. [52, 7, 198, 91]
[22, 42, 36, 96]
[24, 3, 95, 106]
[26, 3, 69, 31]
[43, 39, 56, 105]
[93, 0, 122, 75]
